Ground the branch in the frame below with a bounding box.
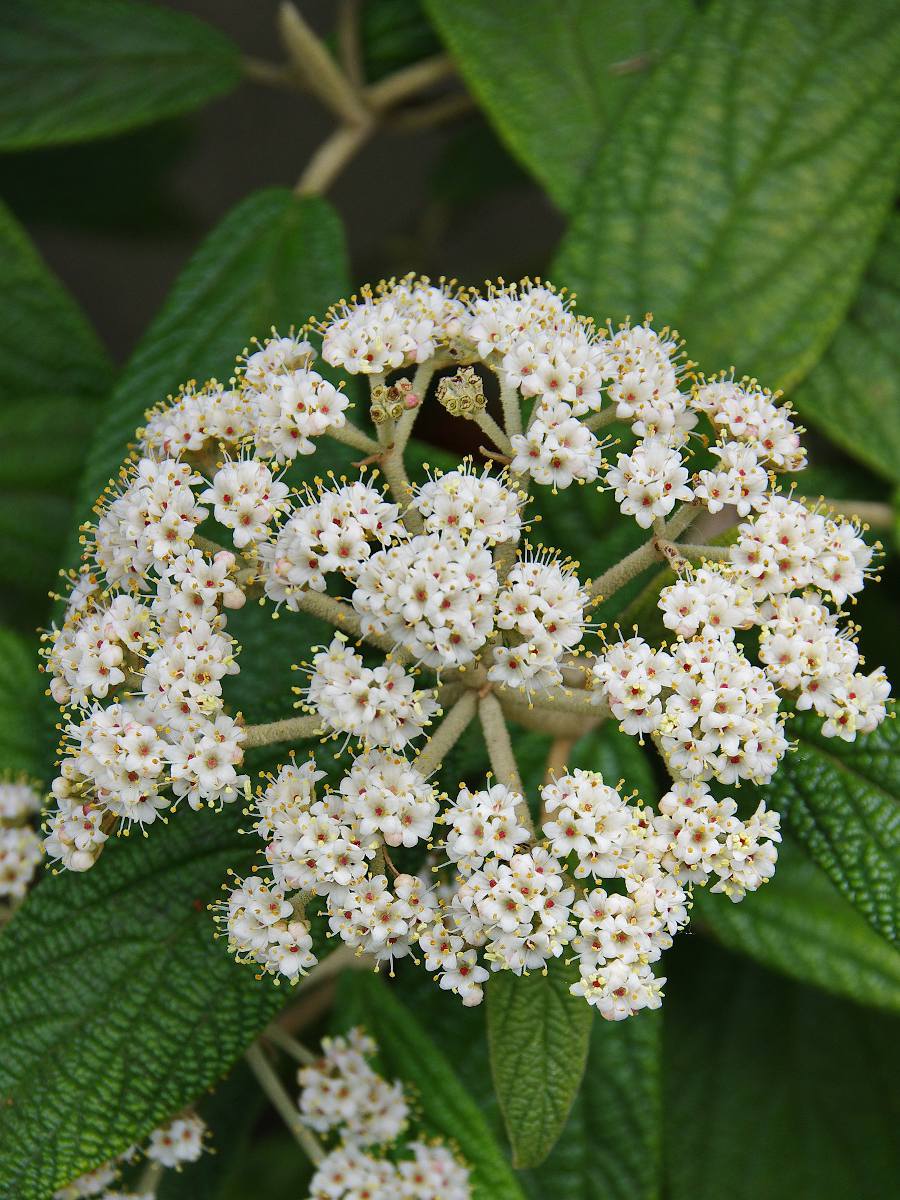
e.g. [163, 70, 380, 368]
[326, 419, 380, 456]
[366, 54, 456, 112]
[478, 692, 531, 828]
[583, 406, 620, 432]
[414, 689, 478, 777]
[586, 504, 701, 599]
[241, 713, 321, 749]
[278, 1, 370, 125]
[246, 1041, 325, 1165]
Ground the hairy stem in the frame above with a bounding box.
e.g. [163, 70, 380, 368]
[245, 1041, 325, 1165]
[326, 419, 380, 456]
[278, 1, 369, 125]
[586, 504, 701, 599]
[414, 690, 478, 777]
[675, 542, 733, 564]
[473, 409, 513, 454]
[800, 496, 894, 528]
[544, 734, 578, 784]
[499, 380, 523, 439]
[479, 692, 531, 827]
[583, 406, 621, 432]
[366, 54, 456, 111]
[265, 1023, 317, 1066]
[241, 713, 321, 749]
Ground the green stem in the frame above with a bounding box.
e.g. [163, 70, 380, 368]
[241, 714, 321, 749]
[245, 1041, 326, 1165]
[414, 689, 478, 776]
[478, 692, 530, 827]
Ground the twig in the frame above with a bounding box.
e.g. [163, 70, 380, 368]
[265, 1023, 318, 1066]
[386, 91, 476, 131]
[278, 1, 370, 125]
[241, 713, 321, 749]
[414, 690, 478, 777]
[245, 1041, 325, 1165]
[336, 0, 364, 88]
[366, 55, 456, 112]
[478, 692, 530, 827]
[295, 122, 375, 195]
[544, 735, 578, 785]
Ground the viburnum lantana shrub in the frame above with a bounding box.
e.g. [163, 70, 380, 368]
[41, 278, 891, 1022]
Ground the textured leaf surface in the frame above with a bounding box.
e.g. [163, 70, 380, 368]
[77, 188, 349, 514]
[790, 216, 900, 481]
[0, 200, 112, 619]
[487, 958, 593, 1168]
[0, 189, 353, 1197]
[0, 806, 285, 1199]
[757, 708, 900, 947]
[521, 1012, 661, 1200]
[0, 628, 42, 777]
[423, 0, 690, 210]
[345, 973, 526, 1200]
[0, 0, 240, 150]
[555, 0, 900, 390]
[665, 944, 900, 1200]
[695, 841, 900, 1014]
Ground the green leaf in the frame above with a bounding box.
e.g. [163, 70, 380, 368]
[790, 216, 900, 481]
[521, 1012, 662, 1200]
[155, 1062, 269, 1200]
[0, 0, 241, 150]
[756, 706, 900, 948]
[694, 840, 900, 1014]
[0, 199, 112, 621]
[0, 188, 354, 1196]
[487, 958, 593, 1168]
[76, 188, 349, 519]
[423, 0, 690, 211]
[344, 973, 527, 1200]
[0, 805, 286, 1200]
[0, 627, 42, 777]
[555, 0, 900, 391]
[664, 942, 900, 1200]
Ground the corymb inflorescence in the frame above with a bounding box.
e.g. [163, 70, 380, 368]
[41, 276, 891, 1020]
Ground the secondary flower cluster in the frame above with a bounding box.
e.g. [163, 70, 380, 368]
[53, 1113, 206, 1199]
[42, 277, 890, 1020]
[299, 1028, 470, 1200]
[0, 779, 42, 902]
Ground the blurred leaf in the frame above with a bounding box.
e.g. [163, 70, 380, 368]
[0, 120, 191, 234]
[344, 973, 526, 1200]
[219, 1131, 313, 1200]
[75, 188, 349, 518]
[155, 1062, 268, 1200]
[695, 840, 900, 1014]
[555, 0, 900, 391]
[429, 117, 529, 211]
[664, 943, 900, 1200]
[0, 627, 42, 776]
[0, 200, 111, 398]
[521, 1012, 661, 1200]
[487, 958, 593, 1168]
[423, 0, 690, 210]
[752, 706, 900, 948]
[355, 0, 442, 82]
[0, 199, 112, 622]
[0, 805, 287, 1200]
[790, 216, 900, 481]
[0, 0, 241, 150]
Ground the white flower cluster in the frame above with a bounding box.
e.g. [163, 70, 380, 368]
[306, 635, 439, 750]
[0, 779, 42, 902]
[53, 1113, 206, 1200]
[300, 1028, 471, 1200]
[46, 276, 889, 1025]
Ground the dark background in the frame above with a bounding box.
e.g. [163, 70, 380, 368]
[7, 0, 561, 365]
